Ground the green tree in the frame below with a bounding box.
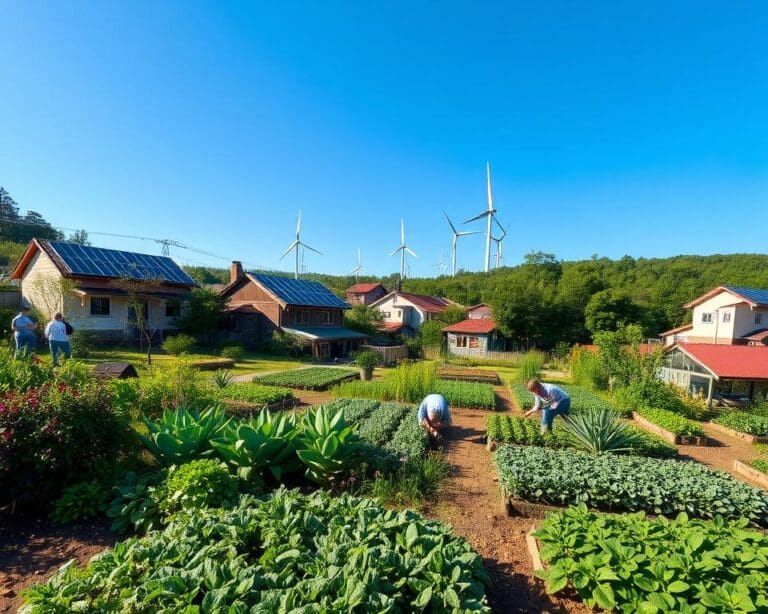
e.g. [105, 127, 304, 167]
[67, 229, 90, 245]
[584, 289, 645, 336]
[178, 288, 226, 336]
[344, 304, 384, 336]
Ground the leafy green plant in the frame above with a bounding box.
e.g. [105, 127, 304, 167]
[255, 367, 358, 390]
[217, 382, 293, 405]
[0, 346, 52, 392]
[535, 504, 768, 613]
[161, 333, 196, 355]
[751, 459, 768, 475]
[635, 406, 705, 437]
[296, 405, 360, 486]
[369, 452, 451, 507]
[23, 488, 491, 612]
[107, 471, 165, 534]
[220, 344, 245, 361]
[159, 459, 238, 518]
[211, 369, 234, 389]
[210, 409, 300, 482]
[613, 379, 688, 415]
[352, 349, 380, 369]
[561, 408, 634, 454]
[50, 480, 110, 525]
[714, 411, 768, 436]
[139, 405, 230, 466]
[494, 445, 768, 525]
[518, 350, 545, 382]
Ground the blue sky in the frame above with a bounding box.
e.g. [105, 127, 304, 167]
[1, 2, 766, 277]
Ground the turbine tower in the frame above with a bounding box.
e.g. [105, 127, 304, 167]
[433, 249, 448, 276]
[348, 249, 367, 282]
[491, 219, 509, 268]
[444, 211, 479, 277]
[280, 210, 321, 279]
[464, 162, 497, 273]
[389, 218, 416, 281]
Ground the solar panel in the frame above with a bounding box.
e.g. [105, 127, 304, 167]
[253, 274, 350, 308]
[47, 241, 197, 286]
[725, 286, 768, 307]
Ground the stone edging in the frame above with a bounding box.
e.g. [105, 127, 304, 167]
[709, 422, 768, 444]
[733, 460, 768, 488]
[632, 412, 708, 446]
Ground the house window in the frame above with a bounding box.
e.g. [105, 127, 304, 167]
[469, 336, 481, 349]
[456, 336, 468, 348]
[381, 311, 391, 319]
[299, 310, 309, 324]
[319, 311, 330, 324]
[701, 312, 713, 323]
[756, 313, 763, 326]
[165, 299, 181, 317]
[90, 297, 111, 316]
[722, 312, 731, 323]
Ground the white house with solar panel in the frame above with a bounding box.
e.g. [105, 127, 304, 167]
[12, 239, 197, 343]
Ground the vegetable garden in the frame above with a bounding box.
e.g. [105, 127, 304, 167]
[253, 366, 358, 390]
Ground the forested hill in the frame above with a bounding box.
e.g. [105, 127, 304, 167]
[185, 252, 768, 346]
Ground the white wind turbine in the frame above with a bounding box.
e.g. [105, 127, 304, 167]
[389, 218, 416, 281]
[348, 249, 367, 282]
[491, 219, 510, 268]
[464, 162, 498, 273]
[280, 210, 321, 279]
[433, 249, 448, 276]
[444, 211, 480, 277]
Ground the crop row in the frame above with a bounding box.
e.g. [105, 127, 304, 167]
[493, 445, 768, 525]
[535, 503, 768, 613]
[218, 383, 294, 405]
[635, 406, 705, 437]
[357, 403, 411, 446]
[333, 378, 496, 410]
[713, 411, 768, 436]
[436, 367, 500, 384]
[254, 367, 358, 390]
[511, 383, 622, 415]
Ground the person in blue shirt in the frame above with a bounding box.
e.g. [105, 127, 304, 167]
[524, 378, 571, 433]
[417, 393, 451, 438]
[11, 306, 37, 358]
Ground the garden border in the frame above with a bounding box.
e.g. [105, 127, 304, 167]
[221, 397, 296, 416]
[436, 368, 500, 385]
[190, 358, 236, 371]
[733, 460, 768, 488]
[632, 412, 708, 446]
[709, 422, 768, 444]
[526, 526, 545, 572]
[503, 497, 563, 518]
[255, 369, 359, 391]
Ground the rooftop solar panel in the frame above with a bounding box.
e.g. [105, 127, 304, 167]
[725, 286, 768, 307]
[46, 241, 197, 286]
[253, 274, 350, 308]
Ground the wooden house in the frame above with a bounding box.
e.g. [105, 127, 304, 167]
[345, 283, 387, 306]
[221, 262, 367, 359]
[442, 318, 508, 356]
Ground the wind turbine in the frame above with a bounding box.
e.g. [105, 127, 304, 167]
[444, 211, 480, 277]
[348, 249, 367, 282]
[389, 218, 416, 281]
[433, 249, 448, 276]
[464, 162, 498, 273]
[280, 210, 321, 279]
[491, 219, 510, 269]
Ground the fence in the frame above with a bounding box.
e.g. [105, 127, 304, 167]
[361, 344, 408, 364]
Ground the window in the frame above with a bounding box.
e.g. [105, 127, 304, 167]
[456, 336, 468, 348]
[757, 313, 764, 325]
[90, 297, 110, 316]
[319, 311, 330, 324]
[722, 311, 731, 323]
[165, 299, 181, 317]
[701, 312, 713, 323]
[469, 336, 481, 349]
[299, 310, 309, 324]
[381, 311, 391, 319]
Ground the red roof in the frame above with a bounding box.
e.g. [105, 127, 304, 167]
[676, 343, 768, 379]
[442, 319, 497, 334]
[395, 292, 452, 312]
[379, 322, 406, 332]
[346, 283, 385, 294]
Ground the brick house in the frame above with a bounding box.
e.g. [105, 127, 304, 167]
[221, 262, 367, 359]
[345, 283, 387, 306]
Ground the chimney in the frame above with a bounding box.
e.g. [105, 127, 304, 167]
[230, 261, 244, 284]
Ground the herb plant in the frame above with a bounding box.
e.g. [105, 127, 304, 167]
[635, 406, 705, 437]
[714, 411, 768, 436]
[254, 367, 358, 390]
[217, 382, 293, 405]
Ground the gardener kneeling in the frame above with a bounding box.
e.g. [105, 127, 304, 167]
[418, 393, 451, 439]
[524, 378, 570, 434]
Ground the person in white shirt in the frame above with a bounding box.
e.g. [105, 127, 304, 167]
[417, 393, 452, 438]
[524, 378, 571, 434]
[44, 312, 71, 367]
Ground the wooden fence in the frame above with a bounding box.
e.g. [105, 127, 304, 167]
[361, 344, 409, 364]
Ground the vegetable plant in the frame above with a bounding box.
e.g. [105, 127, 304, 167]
[50, 480, 110, 525]
[635, 406, 705, 437]
[714, 411, 768, 436]
[296, 405, 361, 485]
[254, 367, 358, 390]
[159, 459, 238, 518]
[107, 471, 165, 534]
[217, 382, 293, 405]
[751, 459, 768, 474]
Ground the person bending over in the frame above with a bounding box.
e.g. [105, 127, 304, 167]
[418, 393, 451, 438]
[524, 378, 570, 434]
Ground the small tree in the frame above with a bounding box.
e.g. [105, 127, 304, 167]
[110, 277, 164, 365]
[27, 273, 78, 320]
[178, 288, 226, 337]
[344, 304, 384, 336]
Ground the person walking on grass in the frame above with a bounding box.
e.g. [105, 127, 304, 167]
[524, 377, 571, 434]
[418, 393, 451, 438]
[12, 306, 37, 358]
[44, 312, 71, 367]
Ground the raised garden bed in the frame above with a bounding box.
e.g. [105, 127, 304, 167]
[632, 411, 709, 446]
[734, 459, 768, 488]
[436, 367, 500, 384]
[254, 367, 359, 390]
[503, 498, 563, 518]
[709, 421, 768, 444]
[221, 397, 296, 416]
[189, 358, 236, 371]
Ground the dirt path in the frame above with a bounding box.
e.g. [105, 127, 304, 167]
[426, 386, 589, 613]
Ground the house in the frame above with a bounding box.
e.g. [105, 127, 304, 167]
[11, 239, 197, 342]
[442, 318, 508, 356]
[221, 262, 366, 359]
[369, 290, 455, 335]
[658, 286, 768, 405]
[345, 283, 387, 306]
[465, 303, 492, 320]
[660, 286, 768, 347]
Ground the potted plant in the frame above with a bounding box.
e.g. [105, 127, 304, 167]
[353, 349, 379, 381]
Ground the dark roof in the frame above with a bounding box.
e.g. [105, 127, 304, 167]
[442, 319, 497, 334]
[13, 239, 196, 287]
[346, 283, 385, 294]
[685, 286, 768, 309]
[252, 274, 350, 309]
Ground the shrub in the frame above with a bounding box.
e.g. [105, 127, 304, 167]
[714, 411, 768, 436]
[107, 471, 164, 534]
[218, 382, 293, 405]
[569, 345, 608, 389]
[494, 446, 768, 525]
[211, 369, 234, 389]
[50, 480, 110, 525]
[635, 406, 705, 437]
[159, 459, 238, 518]
[0, 346, 51, 392]
[68, 329, 96, 359]
[518, 350, 545, 382]
[535, 504, 768, 613]
[613, 379, 687, 415]
[52, 360, 92, 388]
[220, 344, 245, 361]
[254, 367, 357, 390]
[561, 408, 635, 454]
[161, 333, 196, 355]
[353, 349, 380, 369]
[24, 488, 491, 612]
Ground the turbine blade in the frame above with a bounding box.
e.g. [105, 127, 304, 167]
[296, 210, 302, 237]
[405, 247, 417, 258]
[457, 230, 481, 237]
[348, 266, 360, 275]
[280, 241, 298, 260]
[389, 246, 402, 257]
[300, 242, 322, 256]
[463, 211, 488, 224]
[443, 210, 457, 233]
[486, 162, 494, 211]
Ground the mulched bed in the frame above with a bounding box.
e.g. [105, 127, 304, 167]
[437, 367, 501, 384]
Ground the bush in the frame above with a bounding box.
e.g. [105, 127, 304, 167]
[714, 411, 768, 436]
[635, 406, 705, 436]
[50, 480, 110, 525]
[569, 345, 608, 389]
[161, 333, 196, 355]
[613, 379, 687, 415]
[0, 346, 51, 392]
[535, 504, 768, 613]
[159, 459, 238, 518]
[25, 489, 491, 612]
[220, 344, 245, 361]
[218, 382, 294, 406]
[269, 331, 308, 357]
[107, 471, 164, 534]
[494, 445, 768, 525]
[0, 382, 133, 508]
[68, 329, 96, 359]
[353, 349, 380, 369]
[518, 350, 545, 382]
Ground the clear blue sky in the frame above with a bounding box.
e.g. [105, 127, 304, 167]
[2, 2, 766, 277]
